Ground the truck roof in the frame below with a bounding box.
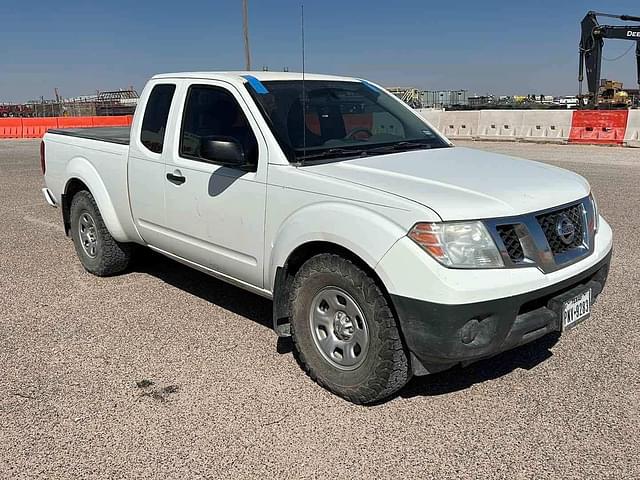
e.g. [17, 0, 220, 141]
[151, 71, 360, 83]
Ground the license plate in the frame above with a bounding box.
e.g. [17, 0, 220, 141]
[561, 289, 591, 330]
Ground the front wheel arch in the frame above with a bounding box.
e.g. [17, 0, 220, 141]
[272, 241, 398, 338]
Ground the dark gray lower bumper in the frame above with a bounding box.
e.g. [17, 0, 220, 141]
[391, 250, 612, 376]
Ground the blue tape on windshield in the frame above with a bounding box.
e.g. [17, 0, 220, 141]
[361, 80, 381, 93]
[243, 75, 269, 94]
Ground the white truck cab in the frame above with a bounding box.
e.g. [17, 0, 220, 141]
[41, 72, 613, 403]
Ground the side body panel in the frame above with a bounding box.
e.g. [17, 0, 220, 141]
[160, 79, 269, 287]
[127, 79, 180, 248]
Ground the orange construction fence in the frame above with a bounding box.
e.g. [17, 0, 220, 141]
[0, 118, 23, 139]
[22, 117, 59, 138]
[92, 115, 133, 126]
[57, 116, 94, 128]
[0, 115, 133, 139]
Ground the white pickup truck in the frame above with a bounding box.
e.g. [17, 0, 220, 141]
[41, 72, 612, 403]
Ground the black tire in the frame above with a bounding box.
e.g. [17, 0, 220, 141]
[290, 253, 410, 404]
[69, 190, 131, 276]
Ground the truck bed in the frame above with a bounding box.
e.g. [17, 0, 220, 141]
[47, 126, 130, 145]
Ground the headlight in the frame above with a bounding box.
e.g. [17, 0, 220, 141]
[408, 221, 504, 268]
[589, 193, 599, 233]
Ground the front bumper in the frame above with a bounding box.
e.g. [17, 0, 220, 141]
[390, 250, 611, 375]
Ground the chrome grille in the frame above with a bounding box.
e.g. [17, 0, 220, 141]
[484, 197, 594, 274]
[536, 204, 584, 254]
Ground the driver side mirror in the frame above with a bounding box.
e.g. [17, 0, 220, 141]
[200, 136, 245, 167]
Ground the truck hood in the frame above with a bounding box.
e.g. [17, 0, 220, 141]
[304, 146, 590, 221]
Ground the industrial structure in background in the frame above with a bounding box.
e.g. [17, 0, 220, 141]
[391, 88, 633, 110]
[391, 78, 639, 110]
[579, 11, 640, 107]
[386, 87, 424, 108]
[0, 89, 138, 118]
[422, 90, 468, 109]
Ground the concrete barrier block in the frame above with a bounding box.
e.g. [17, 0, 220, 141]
[569, 110, 628, 145]
[624, 110, 640, 148]
[415, 108, 442, 131]
[477, 110, 525, 141]
[438, 111, 480, 139]
[518, 110, 572, 143]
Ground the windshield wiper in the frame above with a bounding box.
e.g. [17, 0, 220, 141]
[296, 141, 437, 163]
[296, 148, 368, 162]
[366, 141, 434, 154]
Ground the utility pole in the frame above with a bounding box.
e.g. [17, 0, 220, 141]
[242, 0, 251, 70]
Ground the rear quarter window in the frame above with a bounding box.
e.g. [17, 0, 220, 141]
[140, 84, 176, 153]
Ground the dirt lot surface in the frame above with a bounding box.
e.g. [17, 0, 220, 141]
[1, 139, 638, 479]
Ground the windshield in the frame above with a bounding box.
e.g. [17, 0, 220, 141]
[245, 79, 449, 162]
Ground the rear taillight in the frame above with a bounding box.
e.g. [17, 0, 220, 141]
[40, 141, 46, 175]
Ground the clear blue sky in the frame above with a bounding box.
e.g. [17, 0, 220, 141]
[1, 0, 639, 102]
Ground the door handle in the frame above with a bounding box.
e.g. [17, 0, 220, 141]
[166, 171, 186, 185]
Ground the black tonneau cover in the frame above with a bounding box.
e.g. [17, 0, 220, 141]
[48, 126, 130, 145]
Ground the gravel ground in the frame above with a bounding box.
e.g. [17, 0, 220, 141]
[0, 139, 638, 479]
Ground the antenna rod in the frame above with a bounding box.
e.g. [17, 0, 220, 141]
[301, 3, 306, 164]
[243, 0, 251, 70]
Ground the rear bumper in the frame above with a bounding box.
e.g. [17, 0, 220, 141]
[391, 250, 611, 375]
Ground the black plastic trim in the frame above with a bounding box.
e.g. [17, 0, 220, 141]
[390, 249, 612, 375]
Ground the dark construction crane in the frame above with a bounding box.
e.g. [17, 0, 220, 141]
[579, 11, 640, 107]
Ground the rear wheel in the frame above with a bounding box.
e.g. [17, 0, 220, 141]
[70, 190, 131, 276]
[290, 253, 410, 404]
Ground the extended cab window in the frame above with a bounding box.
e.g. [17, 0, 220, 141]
[140, 84, 176, 154]
[180, 85, 258, 165]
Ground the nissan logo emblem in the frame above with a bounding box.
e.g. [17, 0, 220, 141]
[556, 215, 576, 245]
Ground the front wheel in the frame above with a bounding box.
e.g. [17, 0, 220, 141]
[290, 253, 410, 404]
[69, 190, 132, 276]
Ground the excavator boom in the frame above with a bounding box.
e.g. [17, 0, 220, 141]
[579, 11, 640, 106]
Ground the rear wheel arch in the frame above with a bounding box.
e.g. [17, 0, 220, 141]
[60, 159, 129, 243]
[62, 178, 90, 235]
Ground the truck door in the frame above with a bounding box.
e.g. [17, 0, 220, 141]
[163, 81, 267, 288]
[128, 82, 177, 246]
